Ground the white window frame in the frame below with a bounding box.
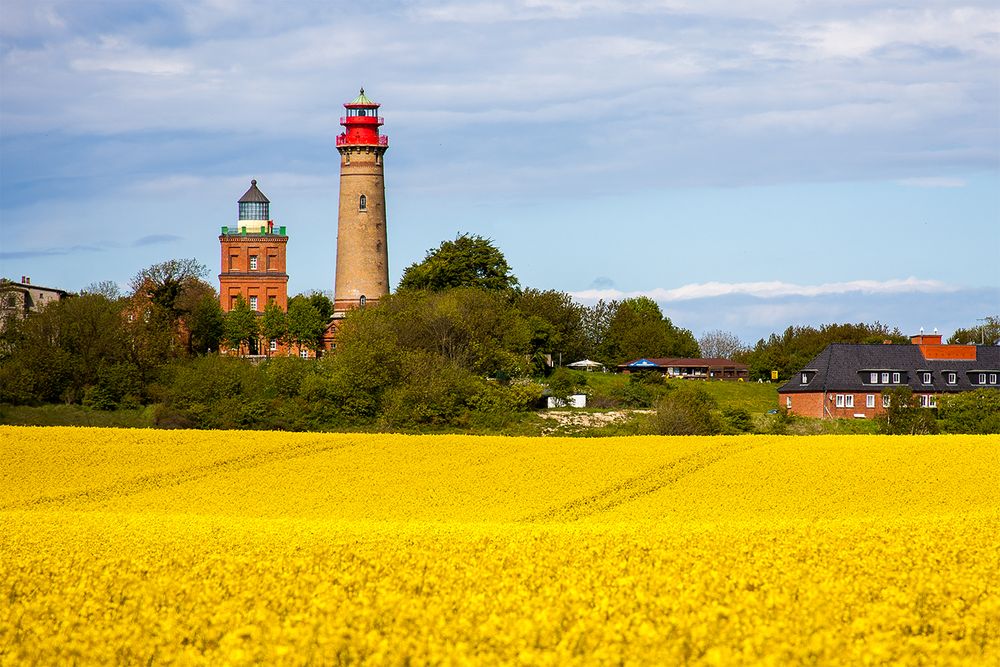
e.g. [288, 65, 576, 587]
[786, 396, 791, 409]
[801, 372, 809, 384]
[991, 373, 998, 385]
[270, 339, 277, 351]
[947, 372, 956, 384]
[979, 373, 987, 384]
[866, 394, 875, 408]
[883, 395, 890, 408]
[299, 349, 309, 359]
[892, 372, 901, 384]
[922, 372, 931, 384]
[919, 394, 936, 408]
[870, 372, 878, 383]
[844, 395, 854, 408]
[835, 394, 845, 408]
[249, 255, 258, 270]
[881, 372, 889, 384]
[249, 295, 258, 311]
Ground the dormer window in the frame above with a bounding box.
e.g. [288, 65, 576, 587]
[978, 373, 987, 384]
[881, 372, 889, 384]
[921, 372, 931, 385]
[892, 372, 901, 383]
[801, 372, 810, 384]
[359, 194, 367, 211]
[870, 372, 878, 383]
[947, 372, 956, 385]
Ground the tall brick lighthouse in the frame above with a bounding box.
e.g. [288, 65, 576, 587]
[333, 88, 390, 316]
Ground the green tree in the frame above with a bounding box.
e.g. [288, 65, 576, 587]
[515, 289, 588, 366]
[302, 292, 334, 322]
[286, 296, 326, 355]
[223, 296, 259, 356]
[878, 386, 937, 435]
[743, 322, 908, 382]
[599, 297, 700, 365]
[130, 258, 208, 319]
[397, 234, 519, 292]
[186, 295, 225, 355]
[260, 302, 287, 357]
[0, 294, 140, 405]
[947, 316, 1000, 346]
[937, 389, 1000, 434]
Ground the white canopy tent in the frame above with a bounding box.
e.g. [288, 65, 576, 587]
[566, 359, 605, 372]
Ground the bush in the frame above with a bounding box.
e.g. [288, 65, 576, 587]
[380, 351, 480, 427]
[720, 407, 753, 433]
[613, 372, 666, 408]
[877, 387, 937, 435]
[647, 384, 719, 435]
[937, 389, 1000, 434]
[468, 380, 545, 414]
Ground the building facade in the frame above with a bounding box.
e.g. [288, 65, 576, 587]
[333, 88, 390, 317]
[218, 180, 289, 314]
[618, 357, 749, 381]
[0, 277, 68, 328]
[778, 333, 1000, 418]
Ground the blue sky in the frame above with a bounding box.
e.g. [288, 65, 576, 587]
[1, 0, 997, 343]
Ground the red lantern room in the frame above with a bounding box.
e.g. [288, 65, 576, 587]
[336, 88, 389, 148]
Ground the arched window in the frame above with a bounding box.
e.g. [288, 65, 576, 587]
[359, 194, 367, 211]
[359, 295, 367, 308]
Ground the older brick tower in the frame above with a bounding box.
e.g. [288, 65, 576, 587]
[218, 179, 289, 314]
[333, 88, 389, 316]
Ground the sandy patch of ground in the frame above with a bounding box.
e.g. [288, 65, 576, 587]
[537, 409, 653, 435]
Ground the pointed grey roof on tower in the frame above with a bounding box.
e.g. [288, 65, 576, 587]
[238, 179, 270, 204]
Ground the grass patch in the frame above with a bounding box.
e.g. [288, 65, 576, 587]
[0, 404, 156, 428]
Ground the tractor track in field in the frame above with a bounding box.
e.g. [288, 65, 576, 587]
[2, 437, 357, 511]
[520, 439, 760, 523]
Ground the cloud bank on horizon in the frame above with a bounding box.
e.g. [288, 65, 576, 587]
[1, 0, 997, 341]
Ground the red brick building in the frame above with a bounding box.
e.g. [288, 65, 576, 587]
[218, 180, 289, 315]
[778, 332, 1000, 419]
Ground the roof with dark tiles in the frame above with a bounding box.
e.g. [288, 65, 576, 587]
[238, 179, 269, 204]
[777, 343, 1000, 394]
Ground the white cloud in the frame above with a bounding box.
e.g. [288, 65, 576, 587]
[570, 277, 956, 303]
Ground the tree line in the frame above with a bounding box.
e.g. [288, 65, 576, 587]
[1, 235, 996, 433]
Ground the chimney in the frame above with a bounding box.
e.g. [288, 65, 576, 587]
[21, 276, 30, 285]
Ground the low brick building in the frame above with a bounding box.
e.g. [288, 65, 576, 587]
[778, 333, 1000, 419]
[618, 357, 749, 380]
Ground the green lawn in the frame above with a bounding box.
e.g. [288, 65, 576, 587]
[0, 404, 156, 428]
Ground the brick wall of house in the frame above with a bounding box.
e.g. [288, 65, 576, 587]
[783, 391, 939, 419]
[218, 234, 289, 313]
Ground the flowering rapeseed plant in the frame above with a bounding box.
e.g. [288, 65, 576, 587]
[1, 427, 998, 664]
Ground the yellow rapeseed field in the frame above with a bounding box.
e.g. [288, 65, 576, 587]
[1, 426, 998, 665]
